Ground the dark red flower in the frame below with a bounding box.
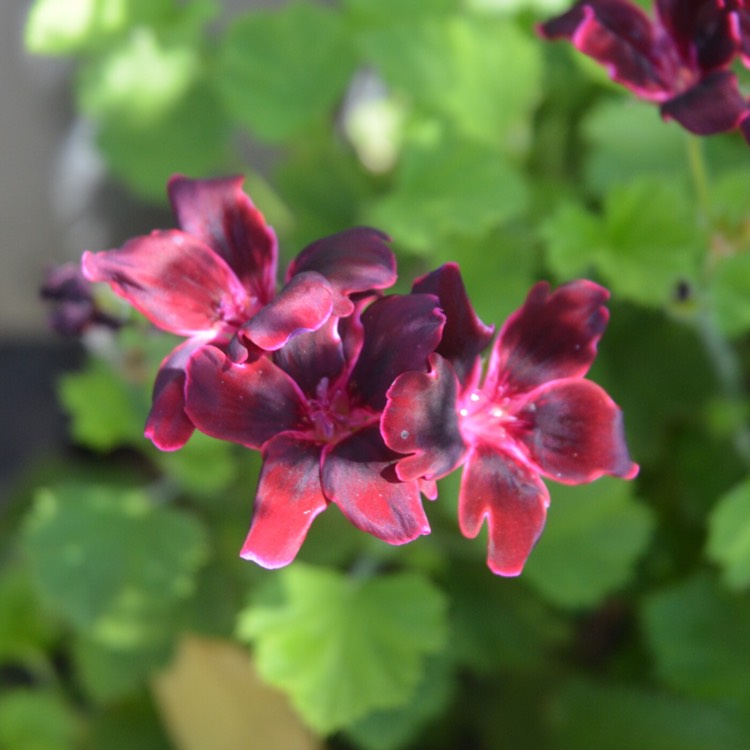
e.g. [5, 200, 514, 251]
[538, 0, 750, 139]
[381, 266, 638, 576]
[183, 294, 446, 567]
[81, 175, 396, 450]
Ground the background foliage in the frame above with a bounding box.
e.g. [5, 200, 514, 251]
[5, 0, 750, 747]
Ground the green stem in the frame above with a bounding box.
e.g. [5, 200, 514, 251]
[685, 134, 711, 225]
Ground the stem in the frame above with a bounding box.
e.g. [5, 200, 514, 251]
[685, 134, 711, 226]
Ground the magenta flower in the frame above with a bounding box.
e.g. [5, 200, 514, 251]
[183, 294, 446, 568]
[381, 266, 638, 576]
[538, 0, 750, 139]
[81, 175, 396, 450]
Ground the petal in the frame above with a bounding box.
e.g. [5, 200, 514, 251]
[82, 230, 250, 336]
[486, 280, 610, 398]
[240, 435, 328, 569]
[411, 263, 494, 385]
[286, 227, 397, 316]
[184, 346, 307, 449]
[349, 294, 446, 410]
[238, 271, 334, 352]
[322, 425, 431, 544]
[660, 70, 749, 135]
[515, 378, 639, 483]
[168, 174, 278, 305]
[382, 353, 467, 482]
[539, 0, 679, 99]
[145, 339, 203, 451]
[458, 444, 549, 577]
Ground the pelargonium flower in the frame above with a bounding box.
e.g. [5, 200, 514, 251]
[538, 0, 750, 139]
[183, 293, 446, 568]
[81, 175, 396, 450]
[381, 265, 638, 576]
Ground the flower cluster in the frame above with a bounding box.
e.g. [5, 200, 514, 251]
[82, 176, 638, 576]
[538, 0, 750, 141]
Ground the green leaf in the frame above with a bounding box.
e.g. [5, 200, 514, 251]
[0, 690, 80, 750]
[216, 3, 356, 141]
[710, 252, 750, 337]
[641, 573, 750, 712]
[22, 484, 209, 649]
[539, 201, 603, 280]
[523, 477, 653, 608]
[551, 678, 750, 750]
[706, 476, 750, 588]
[237, 564, 448, 734]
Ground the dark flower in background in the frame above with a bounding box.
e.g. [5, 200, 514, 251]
[381, 266, 638, 575]
[538, 0, 750, 140]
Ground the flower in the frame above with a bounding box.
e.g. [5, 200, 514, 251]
[381, 265, 638, 576]
[183, 293, 446, 568]
[81, 175, 396, 450]
[538, 0, 750, 139]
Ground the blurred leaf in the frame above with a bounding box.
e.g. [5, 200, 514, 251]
[551, 678, 750, 750]
[539, 201, 602, 280]
[523, 477, 653, 609]
[216, 3, 356, 142]
[706, 476, 750, 589]
[642, 573, 750, 712]
[84, 692, 172, 750]
[237, 564, 448, 734]
[23, 484, 209, 649]
[710, 252, 750, 337]
[0, 690, 80, 750]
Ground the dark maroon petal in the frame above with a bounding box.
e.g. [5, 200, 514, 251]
[322, 425, 431, 544]
[82, 230, 250, 336]
[239, 271, 334, 352]
[349, 294, 445, 410]
[515, 378, 639, 482]
[145, 339, 202, 451]
[539, 0, 679, 99]
[286, 227, 397, 316]
[382, 354, 467, 482]
[458, 443, 549, 576]
[486, 280, 610, 399]
[240, 434, 328, 569]
[660, 70, 749, 135]
[411, 263, 494, 385]
[184, 346, 307, 449]
[168, 174, 278, 306]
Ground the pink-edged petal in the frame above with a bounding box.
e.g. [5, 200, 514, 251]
[82, 230, 250, 336]
[322, 425, 431, 544]
[660, 70, 749, 135]
[515, 378, 639, 483]
[168, 174, 278, 305]
[411, 263, 494, 385]
[286, 227, 397, 316]
[239, 271, 334, 352]
[349, 294, 445, 410]
[144, 338, 204, 451]
[458, 443, 549, 577]
[184, 346, 307, 449]
[538, 0, 679, 99]
[382, 353, 466, 482]
[486, 280, 610, 399]
[240, 434, 328, 569]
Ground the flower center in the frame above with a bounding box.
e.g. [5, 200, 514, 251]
[457, 389, 520, 446]
[306, 378, 378, 444]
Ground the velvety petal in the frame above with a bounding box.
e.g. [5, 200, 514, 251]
[145, 339, 203, 451]
[168, 174, 277, 306]
[515, 378, 639, 483]
[349, 294, 445, 410]
[286, 227, 397, 316]
[382, 354, 467, 482]
[660, 70, 749, 135]
[184, 346, 307, 449]
[411, 263, 494, 385]
[82, 230, 250, 336]
[538, 0, 679, 99]
[239, 271, 334, 352]
[458, 443, 549, 577]
[486, 280, 610, 399]
[322, 425, 431, 544]
[240, 434, 328, 569]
